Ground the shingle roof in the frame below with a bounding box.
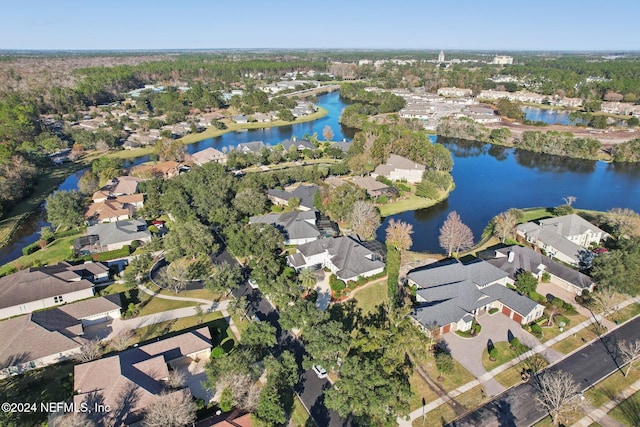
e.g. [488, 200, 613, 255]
[482, 284, 540, 316]
[191, 147, 226, 166]
[539, 214, 606, 238]
[267, 184, 318, 210]
[373, 154, 426, 177]
[478, 245, 594, 290]
[250, 210, 320, 242]
[408, 259, 508, 289]
[87, 219, 151, 247]
[281, 138, 316, 151]
[236, 141, 265, 153]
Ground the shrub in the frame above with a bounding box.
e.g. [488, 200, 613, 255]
[489, 307, 499, 315]
[396, 183, 411, 192]
[377, 195, 388, 204]
[563, 302, 578, 315]
[22, 242, 40, 256]
[211, 346, 225, 358]
[329, 274, 346, 293]
[531, 323, 543, 336]
[37, 239, 48, 249]
[92, 245, 131, 262]
[147, 225, 159, 234]
[552, 297, 564, 308]
[510, 337, 520, 349]
[488, 347, 498, 360]
[541, 272, 551, 282]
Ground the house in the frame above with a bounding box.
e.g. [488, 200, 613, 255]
[85, 194, 144, 225]
[350, 176, 398, 198]
[408, 259, 544, 336]
[478, 245, 595, 295]
[0, 261, 108, 320]
[280, 137, 316, 152]
[92, 176, 144, 203]
[235, 141, 266, 155]
[267, 184, 318, 211]
[371, 154, 426, 184]
[73, 327, 211, 426]
[250, 210, 320, 245]
[288, 236, 385, 282]
[190, 147, 227, 166]
[516, 214, 608, 267]
[437, 87, 473, 97]
[130, 161, 184, 179]
[85, 219, 152, 252]
[232, 115, 249, 124]
[0, 295, 122, 377]
[196, 411, 252, 427]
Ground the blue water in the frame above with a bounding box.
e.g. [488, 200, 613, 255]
[523, 107, 575, 125]
[378, 139, 640, 252]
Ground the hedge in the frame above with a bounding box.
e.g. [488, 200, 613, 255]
[92, 245, 131, 262]
[22, 242, 40, 256]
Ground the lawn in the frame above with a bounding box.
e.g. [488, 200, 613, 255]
[132, 311, 233, 348]
[520, 207, 556, 223]
[550, 323, 601, 354]
[158, 287, 223, 301]
[411, 385, 486, 427]
[231, 314, 250, 339]
[608, 390, 640, 426]
[0, 362, 74, 427]
[607, 303, 640, 324]
[585, 364, 640, 408]
[352, 279, 388, 315]
[135, 296, 196, 317]
[290, 396, 314, 427]
[409, 370, 440, 411]
[482, 342, 530, 372]
[493, 354, 549, 388]
[418, 357, 475, 397]
[537, 312, 588, 343]
[379, 187, 452, 218]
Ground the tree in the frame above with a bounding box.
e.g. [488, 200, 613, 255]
[303, 320, 350, 372]
[157, 268, 189, 294]
[78, 170, 99, 196]
[493, 209, 518, 242]
[228, 295, 248, 321]
[287, 196, 301, 210]
[255, 383, 286, 425]
[323, 125, 334, 142]
[166, 370, 186, 390]
[435, 351, 454, 381]
[439, 211, 474, 257]
[592, 238, 640, 296]
[533, 370, 581, 426]
[73, 338, 103, 363]
[606, 207, 640, 238]
[242, 321, 277, 352]
[348, 200, 380, 241]
[46, 190, 85, 231]
[618, 339, 640, 377]
[562, 195, 577, 207]
[278, 109, 295, 122]
[205, 263, 242, 295]
[515, 271, 538, 297]
[109, 328, 133, 352]
[385, 219, 414, 252]
[233, 187, 267, 217]
[593, 286, 620, 318]
[142, 391, 196, 427]
[214, 372, 260, 411]
[55, 412, 97, 427]
[163, 221, 216, 261]
[298, 268, 317, 291]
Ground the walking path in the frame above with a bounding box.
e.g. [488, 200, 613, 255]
[572, 378, 640, 427]
[398, 296, 640, 426]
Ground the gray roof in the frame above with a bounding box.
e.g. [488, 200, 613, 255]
[373, 154, 426, 177]
[87, 219, 151, 247]
[539, 214, 606, 238]
[295, 236, 385, 280]
[0, 265, 95, 310]
[30, 295, 121, 332]
[482, 284, 540, 316]
[281, 138, 316, 151]
[235, 141, 265, 154]
[250, 210, 320, 242]
[408, 259, 508, 289]
[332, 141, 352, 152]
[267, 184, 318, 210]
[478, 245, 594, 289]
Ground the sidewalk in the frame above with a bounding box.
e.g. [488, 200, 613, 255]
[398, 296, 640, 426]
[572, 378, 640, 427]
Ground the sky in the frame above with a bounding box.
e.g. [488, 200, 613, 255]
[2, 0, 639, 51]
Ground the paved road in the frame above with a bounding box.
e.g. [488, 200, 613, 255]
[448, 316, 640, 427]
[232, 281, 350, 427]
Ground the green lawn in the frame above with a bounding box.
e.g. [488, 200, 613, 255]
[608, 390, 640, 426]
[379, 186, 452, 217]
[132, 311, 233, 347]
[493, 354, 549, 388]
[550, 323, 600, 354]
[482, 342, 530, 372]
[411, 385, 486, 427]
[607, 303, 640, 324]
[135, 296, 196, 317]
[290, 396, 314, 427]
[0, 363, 74, 427]
[585, 365, 640, 408]
[352, 279, 388, 315]
[537, 312, 588, 343]
[409, 370, 440, 411]
[520, 207, 556, 223]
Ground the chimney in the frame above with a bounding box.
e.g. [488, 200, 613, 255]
[508, 251, 515, 263]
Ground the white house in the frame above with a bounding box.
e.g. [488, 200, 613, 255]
[288, 236, 385, 282]
[86, 219, 152, 252]
[371, 154, 426, 184]
[250, 210, 320, 246]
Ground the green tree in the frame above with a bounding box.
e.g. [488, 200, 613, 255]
[205, 263, 242, 295]
[515, 271, 538, 297]
[592, 238, 640, 296]
[46, 190, 85, 231]
[298, 268, 317, 291]
[254, 383, 286, 426]
[242, 321, 277, 353]
[302, 320, 350, 372]
[164, 221, 216, 261]
[278, 109, 295, 122]
[233, 187, 267, 216]
[435, 351, 454, 380]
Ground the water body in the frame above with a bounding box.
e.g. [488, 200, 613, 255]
[522, 106, 577, 125]
[379, 138, 640, 252]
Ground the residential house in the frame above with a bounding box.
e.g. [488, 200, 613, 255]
[291, 101, 317, 118]
[350, 176, 398, 198]
[74, 328, 211, 426]
[190, 147, 227, 166]
[235, 141, 266, 155]
[85, 194, 144, 225]
[0, 295, 121, 377]
[409, 259, 544, 336]
[0, 261, 109, 320]
[195, 411, 252, 427]
[267, 184, 318, 211]
[478, 245, 595, 295]
[371, 154, 426, 184]
[232, 115, 249, 124]
[85, 219, 152, 252]
[288, 236, 385, 282]
[516, 214, 608, 267]
[250, 210, 320, 245]
[437, 87, 473, 97]
[130, 161, 184, 179]
[92, 176, 144, 203]
[280, 137, 316, 152]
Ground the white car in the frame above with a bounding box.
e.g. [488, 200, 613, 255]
[248, 279, 258, 289]
[312, 365, 328, 379]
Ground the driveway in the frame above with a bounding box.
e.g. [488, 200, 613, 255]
[314, 270, 331, 311]
[172, 357, 213, 402]
[443, 313, 542, 396]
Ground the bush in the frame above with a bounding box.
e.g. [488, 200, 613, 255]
[488, 347, 498, 360]
[510, 337, 520, 349]
[541, 272, 551, 282]
[329, 274, 346, 293]
[92, 245, 131, 262]
[22, 242, 40, 256]
[489, 307, 499, 315]
[531, 323, 543, 336]
[552, 297, 564, 308]
[377, 195, 388, 204]
[556, 315, 570, 327]
[211, 346, 225, 358]
[396, 183, 411, 192]
[563, 302, 578, 315]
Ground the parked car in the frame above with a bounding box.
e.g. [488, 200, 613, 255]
[312, 365, 328, 379]
[248, 278, 258, 289]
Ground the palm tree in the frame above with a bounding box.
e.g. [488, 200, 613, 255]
[299, 268, 317, 292]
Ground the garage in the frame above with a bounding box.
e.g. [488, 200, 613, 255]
[442, 324, 451, 334]
[502, 305, 512, 316]
[512, 311, 524, 323]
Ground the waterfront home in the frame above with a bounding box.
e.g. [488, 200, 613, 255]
[85, 194, 144, 225]
[267, 184, 318, 211]
[250, 210, 321, 245]
[371, 154, 426, 184]
[190, 147, 227, 166]
[85, 219, 152, 252]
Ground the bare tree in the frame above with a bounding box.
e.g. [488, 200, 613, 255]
[322, 125, 334, 142]
[385, 219, 414, 252]
[228, 295, 248, 321]
[55, 412, 97, 427]
[619, 339, 640, 377]
[157, 268, 188, 294]
[493, 210, 518, 242]
[534, 370, 581, 426]
[562, 195, 577, 207]
[166, 369, 186, 390]
[73, 339, 103, 363]
[194, 304, 205, 324]
[142, 391, 196, 427]
[109, 328, 134, 352]
[607, 207, 640, 238]
[348, 200, 380, 241]
[593, 287, 620, 318]
[439, 211, 474, 257]
[215, 372, 259, 410]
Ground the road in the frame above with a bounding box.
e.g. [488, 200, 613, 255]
[448, 316, 640, 427]
[232, 281, 350, 427]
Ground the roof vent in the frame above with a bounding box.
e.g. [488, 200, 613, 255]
[508, 251, 515, 263]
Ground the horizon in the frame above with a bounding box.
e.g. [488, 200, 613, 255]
[3, 0, 640, 51]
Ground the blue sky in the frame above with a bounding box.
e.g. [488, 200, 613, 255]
[2, 0, 639, 51]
